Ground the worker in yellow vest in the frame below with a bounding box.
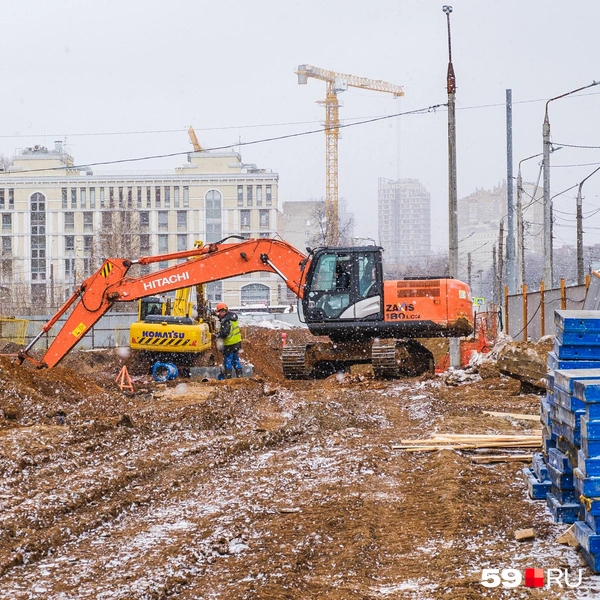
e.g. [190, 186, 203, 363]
[215, 303, 243, 378]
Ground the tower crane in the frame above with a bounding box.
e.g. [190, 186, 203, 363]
[187, 126, 204, 152]
[296, 64, 404, 246]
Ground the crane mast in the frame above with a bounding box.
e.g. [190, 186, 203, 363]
[296, 64, 404, 246]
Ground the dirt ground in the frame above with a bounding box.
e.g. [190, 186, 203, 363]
[1, 327, 600, 599]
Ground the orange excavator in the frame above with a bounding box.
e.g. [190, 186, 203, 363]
[17, 237, 474, 378]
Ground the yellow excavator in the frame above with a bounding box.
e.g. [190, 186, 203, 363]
[129, 242, 213, 369]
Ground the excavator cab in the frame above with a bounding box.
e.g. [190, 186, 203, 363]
[302, 247, 383, 339]
[140, 296, 165, 320]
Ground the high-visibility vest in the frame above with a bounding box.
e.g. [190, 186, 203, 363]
[223, 318, 242, 346]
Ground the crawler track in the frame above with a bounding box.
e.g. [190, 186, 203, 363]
[281, 344, 311, 379]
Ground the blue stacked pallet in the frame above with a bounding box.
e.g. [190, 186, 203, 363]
[540, 394, 555, 456]
[524, 372, 555, 499]
[522, 453, 551, 500]
[549, 368, 600, 523]
[552, 310, 600, 367]
[528, 310, 600, 572]
[572, 378, 600, 572]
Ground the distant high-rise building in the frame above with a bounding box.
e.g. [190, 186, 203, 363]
[377, 178, 431, 266]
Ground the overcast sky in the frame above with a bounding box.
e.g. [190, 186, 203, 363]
[1, 0, 599, 253]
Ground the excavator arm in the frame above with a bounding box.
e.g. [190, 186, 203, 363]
[20, 238, 310, 369]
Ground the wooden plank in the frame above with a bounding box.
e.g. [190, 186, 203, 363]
[399, 434, 541, 445]
[393, 440, 541, 451]
[515, 528, 536, 541]
[482, 410, 540, 422]
[432, 435, 539, 441]
[557, 524, 579, 547]
[471, 454, 533, 464]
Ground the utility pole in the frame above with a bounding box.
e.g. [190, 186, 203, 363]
[467, 252, 472, 288]
[443, 5, 458, 279]
[516, 169, 524, 291]
[516, 153, 543, 291]
[497, 219, 504, 305]
[542, 107, 552, 289]
[443, 5, 460, 369]
[542, 81, 600, 289]
[576, 183, 584, 285]
[492, 245, 498, 305]
[576, 165, 600, 284]
[506, 89, 515, 293]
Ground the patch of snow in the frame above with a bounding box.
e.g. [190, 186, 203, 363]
[251, 319, 300, 330]
[370, 579, 439, 596]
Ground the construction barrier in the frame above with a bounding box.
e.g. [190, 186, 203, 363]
[0, 317, 29, 346]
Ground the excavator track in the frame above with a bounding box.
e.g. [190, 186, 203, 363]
[281, 344, 311, 379]
[371, 340, 399, 378]
[372, 339, 434, 378]
[282, 340, 434, 380]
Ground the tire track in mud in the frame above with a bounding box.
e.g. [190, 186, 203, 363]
[0, 384, 404, 599]
[0, 385, 305, 578]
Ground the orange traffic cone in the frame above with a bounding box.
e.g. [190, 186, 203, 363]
[116, 365, 134, 393]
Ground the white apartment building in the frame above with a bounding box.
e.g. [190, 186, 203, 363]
[0, 141, 282, 312]
[377, 178, 431, 266]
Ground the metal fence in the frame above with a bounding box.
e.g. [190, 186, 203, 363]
[0, 317, 30, 345]
[19, 313, 136, 351]
[13, 310, 305, 353]
[504, 278, 592, 342]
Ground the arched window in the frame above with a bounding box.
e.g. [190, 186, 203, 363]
[241, 283, 270, 306]
[205, 190, 222, 243]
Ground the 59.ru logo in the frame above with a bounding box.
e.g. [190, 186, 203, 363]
[481, 568, 584, 589]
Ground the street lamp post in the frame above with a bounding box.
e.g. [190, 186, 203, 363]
[506, 89, 515, 293]
[442, 5, 460, 369]
[542, 80, 600, 289]
[443, 5, 458, 280]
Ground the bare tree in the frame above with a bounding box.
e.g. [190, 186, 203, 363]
[94, 210, 142, 312]
[0, 154, 12, 172]
[97, 209, 141, 261]
[308, 201, 355, 248]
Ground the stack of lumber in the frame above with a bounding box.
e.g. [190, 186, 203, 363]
[392, 433, 541, 453]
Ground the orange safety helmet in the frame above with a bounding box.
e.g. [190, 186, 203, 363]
[215, 302, 228, 313]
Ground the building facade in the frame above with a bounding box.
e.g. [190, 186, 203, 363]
[377, 178, 431, 267]
[457, 180, 544, 291]
[0, 142, 282, 312]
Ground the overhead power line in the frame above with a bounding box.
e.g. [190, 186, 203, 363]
[552, 142, 600, 150]
[3, 103, 447, 175]
[2, 89, 599, 141]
